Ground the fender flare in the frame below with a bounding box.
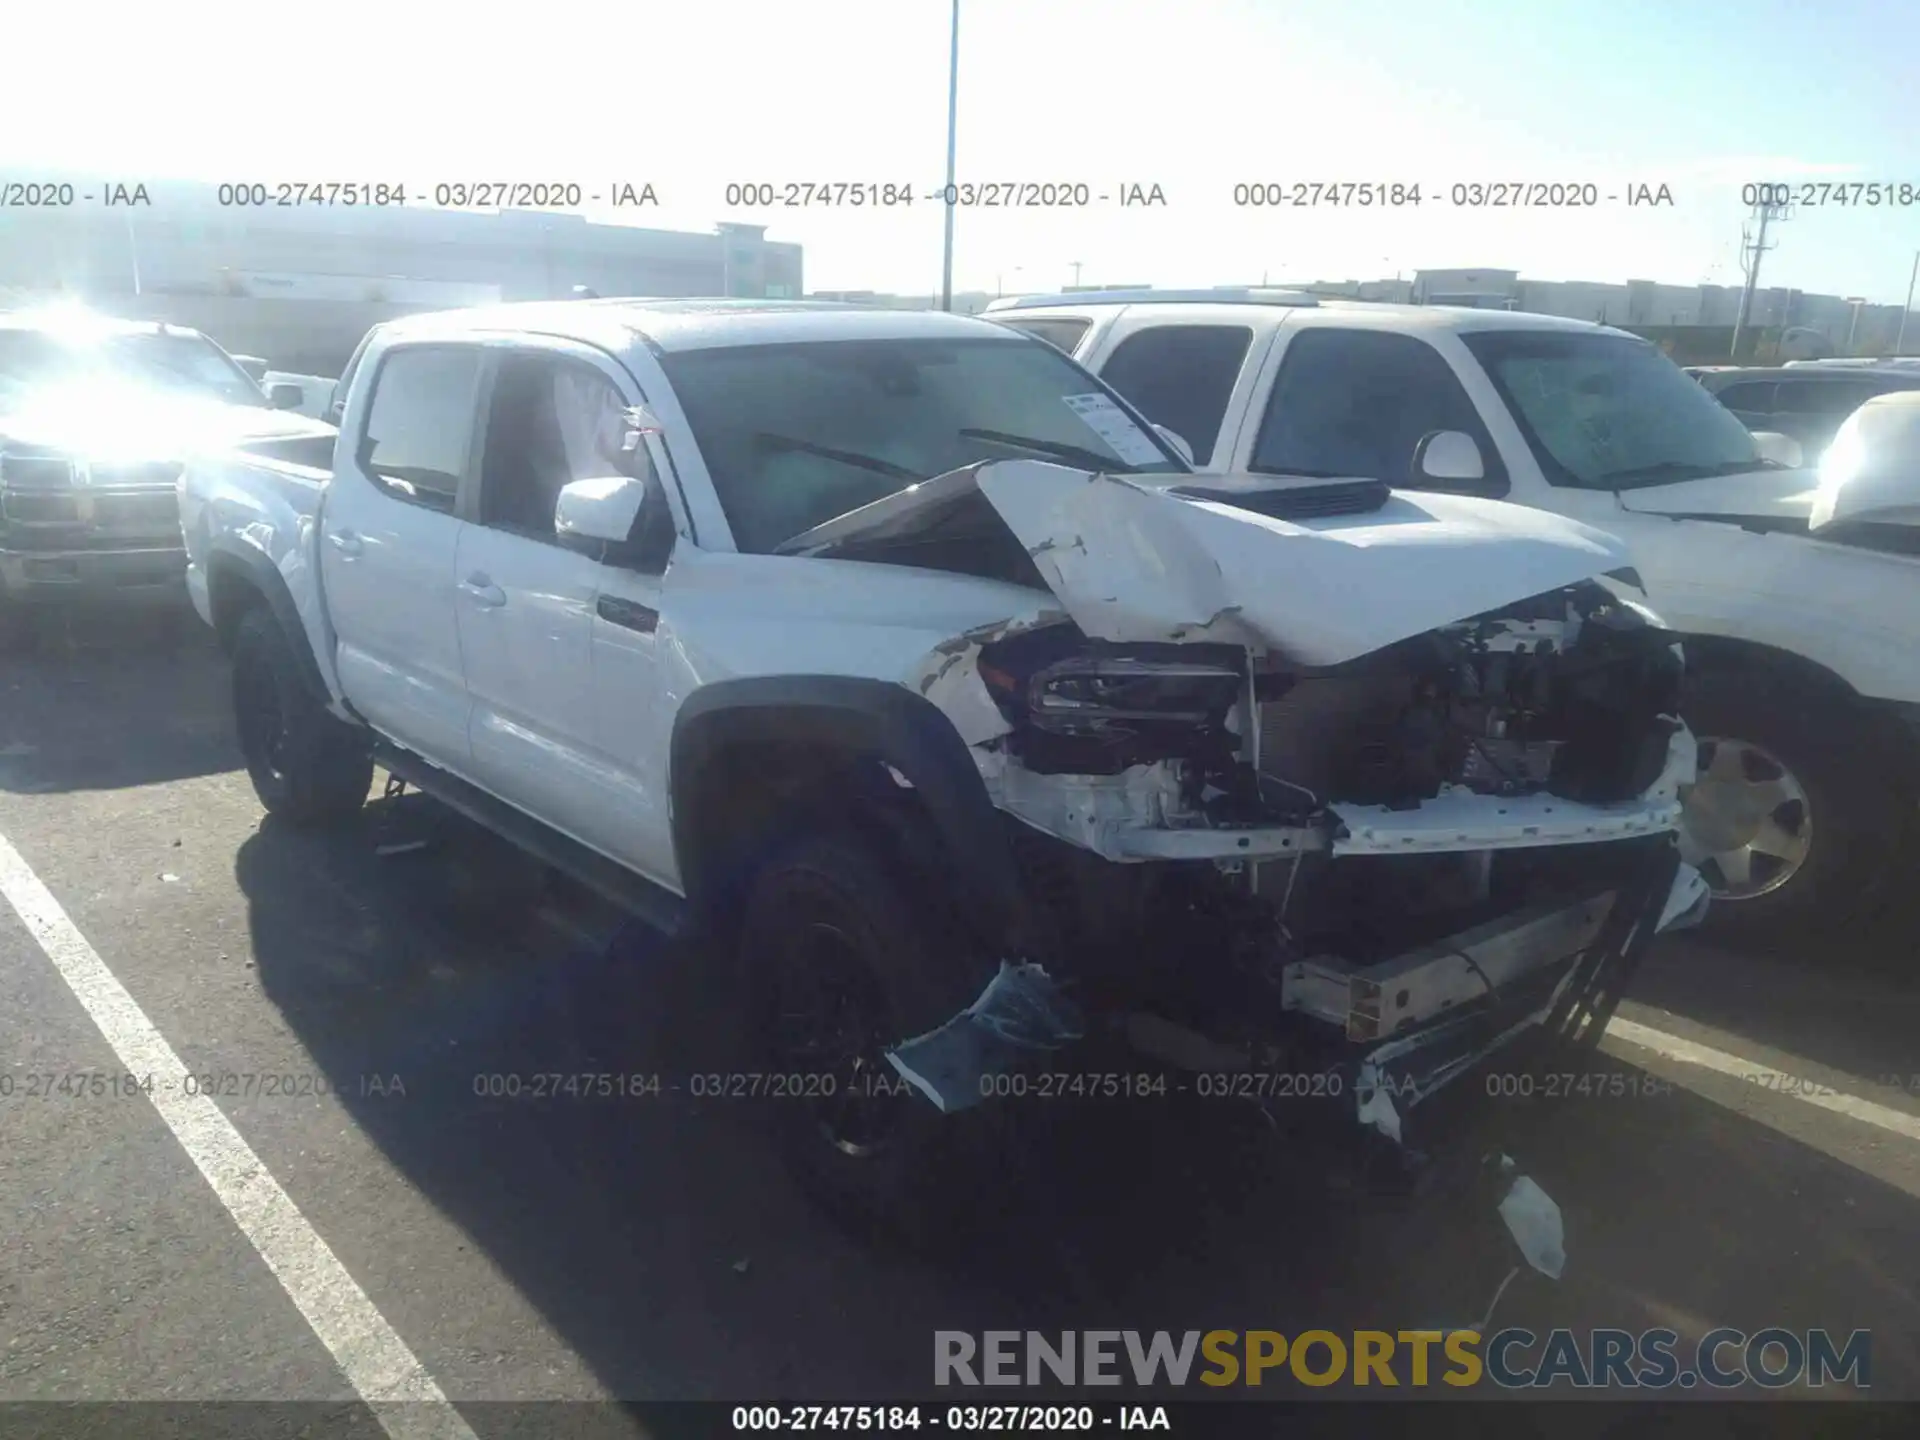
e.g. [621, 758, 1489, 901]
[670, 675, 1029, 952]
[205, 539, 330, 704]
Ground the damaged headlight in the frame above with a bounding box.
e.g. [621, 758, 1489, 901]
[1025, 656, 1244, 735]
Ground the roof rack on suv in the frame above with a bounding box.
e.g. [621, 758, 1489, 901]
[984, 287, 1320, 312]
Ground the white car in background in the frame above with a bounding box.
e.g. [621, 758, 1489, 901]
[990, 290, 1920, 938]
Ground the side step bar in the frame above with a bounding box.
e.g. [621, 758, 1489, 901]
[374, 744, 691, 940]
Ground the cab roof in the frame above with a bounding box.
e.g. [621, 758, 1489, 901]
[380, 297, 1019, 354]
[990, 291, 1625, 339]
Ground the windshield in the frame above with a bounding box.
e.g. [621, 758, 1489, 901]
[0, 328, 267, 410]
[1461, 330, 1769, 489]
[658, 335, 1184, 553]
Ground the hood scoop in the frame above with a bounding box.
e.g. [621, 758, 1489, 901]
[1169, 478, 1391, 521]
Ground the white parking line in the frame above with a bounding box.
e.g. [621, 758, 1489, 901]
[0, 831, 478, 1440]
[1607, 1015, 1920, 1142]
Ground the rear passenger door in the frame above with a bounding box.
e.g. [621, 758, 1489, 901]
[322, 342, 485, 772]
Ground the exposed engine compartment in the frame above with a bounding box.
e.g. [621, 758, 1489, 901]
[975, 577, 1682, 819]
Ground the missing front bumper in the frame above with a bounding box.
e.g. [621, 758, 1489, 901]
[1343, 841, 1686, 1142]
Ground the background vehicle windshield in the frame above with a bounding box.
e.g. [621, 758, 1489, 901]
[0, 328, 266, 410]
[659, 335, 1183, 553]
[1462, 330, 1767, 488]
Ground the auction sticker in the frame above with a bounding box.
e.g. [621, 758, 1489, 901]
[1061, 393, 1167, 466]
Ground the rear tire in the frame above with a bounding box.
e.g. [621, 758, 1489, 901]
[736, 830, 1009, 1248]
[1678, 668, 1901, 941]
[232, 607, 373, 826]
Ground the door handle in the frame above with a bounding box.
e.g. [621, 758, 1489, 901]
[327, 529, 363, 559]
[460, 573, 506, 608]
[596, 594, 658, 633]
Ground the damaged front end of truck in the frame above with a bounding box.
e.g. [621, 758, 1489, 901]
[781, 459, 1709, 1169]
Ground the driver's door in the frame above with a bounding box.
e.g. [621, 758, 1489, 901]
[455, 340, 671, 878]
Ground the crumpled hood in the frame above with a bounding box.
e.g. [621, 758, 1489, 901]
[0, 381, 335, 466]
[1614, 467, 1820, 524]
[791, 460, 1635, 667]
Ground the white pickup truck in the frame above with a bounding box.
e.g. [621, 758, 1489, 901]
[182, 298, 1707, 1233]
[988, 290, 1920, 938]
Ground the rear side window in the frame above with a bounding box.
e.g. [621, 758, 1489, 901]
[1251, 328, 1505, 493]
[359, 346, 484, 513]
[1097, 325, 1253, 467]
[1002, 317, 1091, 355]
[1711, 381, 1776, 414]
[1774, 378, 1908, 416]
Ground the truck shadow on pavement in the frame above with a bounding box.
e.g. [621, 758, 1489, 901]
[0, 606, 236, 795]
[230, 795, 1920, 1403]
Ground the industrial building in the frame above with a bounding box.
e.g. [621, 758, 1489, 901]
[0, 178, 803, 372]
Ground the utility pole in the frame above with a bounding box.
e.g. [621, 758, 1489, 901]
[1897, 249, 1919, 356]
[939, 0, 959, 313]
[1730, 195, 1789, 361]
[1070, 260, 1083, 288]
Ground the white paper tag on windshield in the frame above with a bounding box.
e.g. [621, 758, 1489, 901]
[1062, 393, 1167, 467]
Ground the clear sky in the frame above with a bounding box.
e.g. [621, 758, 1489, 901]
[4, 0, 1914, 300]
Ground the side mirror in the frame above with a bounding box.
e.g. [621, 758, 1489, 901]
[266, 382, 304, 410]
[555, 473, 676, 573]
[1750, 430, 1805, 469]
[1153, 424, 1196, 466]
[1411, 429, 1486, 484]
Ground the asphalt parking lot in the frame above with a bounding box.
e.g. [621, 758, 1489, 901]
[3, 609, 1919, 1433]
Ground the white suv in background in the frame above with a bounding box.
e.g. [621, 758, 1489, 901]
[989, 289, 1920, 939]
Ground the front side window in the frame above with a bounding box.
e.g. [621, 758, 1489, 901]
[478, 354, 637, 539]
[359, 346, 485, 513]
[1462, 329, 1770, 488]
[1250, 328, 1505, 493]
[659, 336, 1182, 554]
[1097, 325, 1253, 467]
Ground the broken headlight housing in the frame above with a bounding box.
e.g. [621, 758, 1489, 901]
[1024, 655, 1244, 736]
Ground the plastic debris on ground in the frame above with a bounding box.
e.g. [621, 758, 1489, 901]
[883, 961, 1085, 1113]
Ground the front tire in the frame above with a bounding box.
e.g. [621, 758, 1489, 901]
[736, 830, 1007, 1247]
[232, 608, 373, 825]
[1677, 668, 1902, 940]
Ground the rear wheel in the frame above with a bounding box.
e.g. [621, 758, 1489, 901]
[737, 830, 1007, 1247]
[1677, 669, 1901, 940]
[232, 608, 373, 825]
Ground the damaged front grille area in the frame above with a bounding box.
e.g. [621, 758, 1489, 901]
[1254, 580, 1683, 811]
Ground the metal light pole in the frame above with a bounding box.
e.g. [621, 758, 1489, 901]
[1897, 250, 1919, 356]
[939, 0, 959, 312]
[1730, 196, 1787, 361]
